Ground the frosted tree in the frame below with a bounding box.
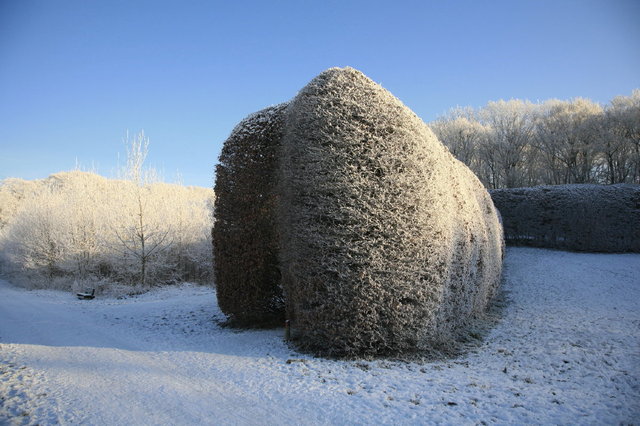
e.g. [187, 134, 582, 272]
[1, 184, 66, 281]
[533, 98, 603, 184]
[604, 90, 640, 184]
[479, 100, 536, 188]
[0, 168, 213, 290]
[0, 178, 36, 230]
[430, 112, 490, 183]
[133, 182, 215, 284]
[113, 131, 172, 287]
[430, 90, 640, 187]
[433, 101, 540, 189]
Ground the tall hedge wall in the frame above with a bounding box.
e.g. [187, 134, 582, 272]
[490, 184, 640, 252]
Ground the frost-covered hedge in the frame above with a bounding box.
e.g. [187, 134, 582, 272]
[213, 104, 287, 326]
[279, 68, 503, 356]
[490, 184, 640, 252]
[213, 67, 504, 356]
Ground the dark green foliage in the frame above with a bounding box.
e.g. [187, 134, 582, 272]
[213, 104, 287, 326]
[490, 184, 640, 252]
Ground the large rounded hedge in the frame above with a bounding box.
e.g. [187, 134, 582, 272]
[213, 103, 287, 326]
[490, 184, 640, 252]
[278, 68, 503, 356]
[213, 67, 504, 356]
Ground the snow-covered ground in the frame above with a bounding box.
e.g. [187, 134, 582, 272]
[1, 247, 638, 425]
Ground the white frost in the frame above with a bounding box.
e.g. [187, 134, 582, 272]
[1, 247, 638, 424]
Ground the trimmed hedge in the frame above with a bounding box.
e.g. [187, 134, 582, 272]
[213, 67, 504, 356]
[278, 68, 503, 356]
[213, 104, 287, 325]
[490, 184, 640, 252]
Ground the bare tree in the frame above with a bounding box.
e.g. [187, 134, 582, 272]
[604, 90, 640, 184]
[430, 90, 639, 188]
[114, 131, 171, 287]
[430, 112, 489, 183]
[533, 98, 603, 184]
[479, 100, 536, 188]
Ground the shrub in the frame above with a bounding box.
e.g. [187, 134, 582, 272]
[213, 104, 288, 326]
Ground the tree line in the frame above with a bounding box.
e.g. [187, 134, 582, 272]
[429, 89, 640, 189]
[0, 132, 214, 293]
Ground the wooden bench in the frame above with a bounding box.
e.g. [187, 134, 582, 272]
[76, 289, 95, 300]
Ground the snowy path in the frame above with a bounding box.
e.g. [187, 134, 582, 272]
[1, 247, 639, 425]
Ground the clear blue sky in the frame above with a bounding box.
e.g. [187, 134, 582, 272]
[1, 0, 638, 188]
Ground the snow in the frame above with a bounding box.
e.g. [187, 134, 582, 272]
[1, 247, 639, 425]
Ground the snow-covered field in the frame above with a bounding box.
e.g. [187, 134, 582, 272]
[1, 247, 638, 425]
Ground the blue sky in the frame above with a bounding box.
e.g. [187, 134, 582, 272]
[1, 0, 638, 188]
